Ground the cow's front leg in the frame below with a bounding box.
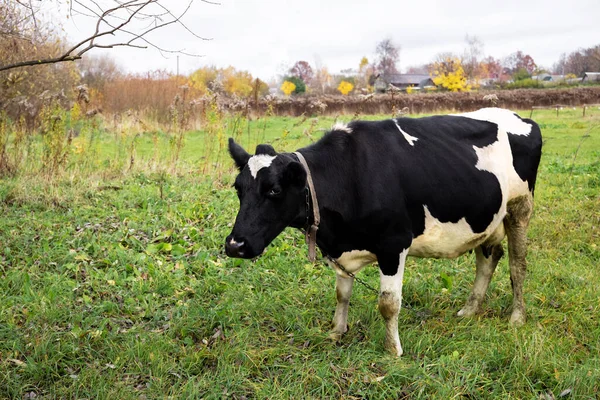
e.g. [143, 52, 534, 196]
[330, 274, 354, 341]
[378, 249, 408, 357]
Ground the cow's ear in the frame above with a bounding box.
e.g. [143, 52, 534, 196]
[284, 161, 307, 188]
[255, 144, 276, 156]
[228, 138, 250, 171]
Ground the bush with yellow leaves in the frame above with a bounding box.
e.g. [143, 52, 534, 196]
[281, 81, 296, 96]
[337, 81, 354, 96]
[432, 57, 471, 92]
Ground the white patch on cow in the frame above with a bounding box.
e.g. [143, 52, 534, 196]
[454, 107, 532, 136]
[328, 250, 377, 276]
[332, 122, 352, 133]
[409, 206, 502, 258]
[472, 127, 529, 200]
[379, 249, 408, 357]
[394, 121, 418, 146]
[248, 154, 276, 179]
[379, 250, 407, 294]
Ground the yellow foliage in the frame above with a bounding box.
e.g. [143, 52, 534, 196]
[222, 67, 254, 97]
[70, 102, 82, 122]
[188, 66, 255, 97]
[188, 67, 218, 94]
[359, 57, 369, 72]
[432, 57, 471, 92]
[281, 81, 296, 96]
[406, 85, 415, 94]
[337, 81, 354, 95]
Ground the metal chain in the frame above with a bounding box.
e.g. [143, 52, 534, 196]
[324, 255, 380, 295]
[325, 256, 415, 312]
[298, 225, 379, 294]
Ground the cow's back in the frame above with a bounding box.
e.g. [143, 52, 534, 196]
[336, 108, 541, 258]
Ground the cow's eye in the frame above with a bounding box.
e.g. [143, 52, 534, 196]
[268, 188, 282, 197]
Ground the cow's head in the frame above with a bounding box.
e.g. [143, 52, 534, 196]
[225, 138, 307, 259]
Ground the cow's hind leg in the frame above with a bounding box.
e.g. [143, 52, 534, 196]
[458, 243, 504, 317]
[330, 274, 354, 341]
[504, 193, 534, 326]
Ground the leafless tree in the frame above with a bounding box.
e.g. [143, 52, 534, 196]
[375, 38, 400, 77]
[552, 53, 567, 75]
[563, 45, 600, 76]
[0, 0, 216, 72]
[289, 61, 314, 84]
[462, 34, 483, 80]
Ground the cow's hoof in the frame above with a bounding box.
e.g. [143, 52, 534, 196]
[509, 309, 526, 327]
[329, 331, 344, 342]
[457, 305, 480, 318]
[385, 342, 403, 357]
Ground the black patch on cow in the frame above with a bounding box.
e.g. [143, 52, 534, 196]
[255, 144, 277, 156]
[506, 115, 543, 193]
[389, 116, 503, 235]
[481, 244, 492, 258]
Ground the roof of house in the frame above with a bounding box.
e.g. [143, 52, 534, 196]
[384, 74, 433, 85]
[583, 72, 600, 81]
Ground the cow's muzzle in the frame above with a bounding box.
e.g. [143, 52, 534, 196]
[225, 235, 248, 258]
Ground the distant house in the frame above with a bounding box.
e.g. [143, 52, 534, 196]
[532, 74, 582, 85]
[374, 74, 435, 93]
[533, 74, 561, 82]
[582, 72, 600, 83]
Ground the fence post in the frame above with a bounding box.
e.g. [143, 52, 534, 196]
[583, 105, 586, 117]
[530, 107, 534, 119]
[556, 106, 559, 117]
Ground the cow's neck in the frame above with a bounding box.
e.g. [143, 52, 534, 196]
[292, 145, 357, 258]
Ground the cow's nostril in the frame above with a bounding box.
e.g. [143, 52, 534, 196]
[228, 238, 245, 249]
[225, 238, 246, 257]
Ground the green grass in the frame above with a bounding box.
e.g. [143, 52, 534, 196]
[1, 109, 599, 399]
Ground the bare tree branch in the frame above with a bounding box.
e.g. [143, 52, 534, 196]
[155, 0, 210, 42]
[0, 0, 213, 72]
[73, 0, 208, 59]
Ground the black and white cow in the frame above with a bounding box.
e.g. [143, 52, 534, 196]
[225, 108, 542, 356]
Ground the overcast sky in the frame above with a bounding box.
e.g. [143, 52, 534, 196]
[59, 0, 600, 81]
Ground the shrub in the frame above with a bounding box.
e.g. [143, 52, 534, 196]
[281, 81, 296, 96]
[432, 57, 471, 92]
[512, 68, 532, 82]
[284, 76, 306, 95]
[337, 81, 354, 96]
[505, 79, 543, 89]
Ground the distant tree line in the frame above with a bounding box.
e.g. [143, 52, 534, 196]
[2, 0, 600, 125]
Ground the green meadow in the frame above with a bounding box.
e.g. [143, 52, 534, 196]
[1, 108, 599, 399]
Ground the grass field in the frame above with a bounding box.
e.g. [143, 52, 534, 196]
[1, 108, 599, 399]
